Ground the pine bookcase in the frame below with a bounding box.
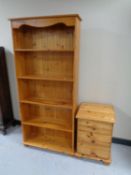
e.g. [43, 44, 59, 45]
[10, 14, 81, 155]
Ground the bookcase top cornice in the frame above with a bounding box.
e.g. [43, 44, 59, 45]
[9, 14, 82, 21]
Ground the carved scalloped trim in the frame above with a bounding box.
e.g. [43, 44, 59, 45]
[18, 22, 73, 30]
[12, 19, 75, 29]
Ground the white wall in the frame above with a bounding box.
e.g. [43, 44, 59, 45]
[0, 0, 131, 139]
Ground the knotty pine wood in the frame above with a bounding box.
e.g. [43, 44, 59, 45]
[15, 52, 73, 81]
[10, 14, 81, 29]
[21, 104, 72, 132]
[9, 14, 81, 21]
[76, 103, 115, 164]
[76, 103, 115, 123]
[13, 25, 74, 50]
[10, 14, 81, 154]
[18, 80, 73, 105]
[23, 125, 72, 154]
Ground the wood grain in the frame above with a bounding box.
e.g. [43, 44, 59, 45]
[10, 14, 81, 154]
[76, 103, 115, 164]
[76, 103, 115, 123]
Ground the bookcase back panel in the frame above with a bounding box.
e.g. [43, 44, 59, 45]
[18, 80, 73, 104]
[21, 104, 72, 129]
[23, 125, 72, 149]
[13, 25, 74, 50]
[16, 52, 73, 79]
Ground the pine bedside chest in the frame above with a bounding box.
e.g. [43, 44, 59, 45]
[76, 103, 115, 164]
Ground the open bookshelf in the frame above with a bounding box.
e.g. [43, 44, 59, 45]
[10, 14, 81, 155]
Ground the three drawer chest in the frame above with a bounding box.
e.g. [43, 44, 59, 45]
[76, 103, 115, 164]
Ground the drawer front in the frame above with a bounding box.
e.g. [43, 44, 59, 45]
[78, 130, 112, 146]
[78, 119, 113, 135]
[77, 141, 110, 159]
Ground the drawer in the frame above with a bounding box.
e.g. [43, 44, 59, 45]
[78, 119, 113, 135]
[77, 141, 110, 159]
[78, 130, 112, 146]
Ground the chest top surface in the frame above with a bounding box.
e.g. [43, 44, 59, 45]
[76, 103, 116, 123]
